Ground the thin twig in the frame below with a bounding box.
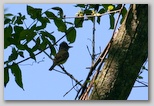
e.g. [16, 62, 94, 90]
[59, 65, 83, 87]
[133, 86, 148, 88]
[63, 9, 121, 19]
[86, 45, 92, 58]
[92, 17, 96, 64]
[136, 80, 148, 87]
[63, 80, 83, 97]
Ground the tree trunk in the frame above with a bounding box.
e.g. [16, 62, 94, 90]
[89, 4, 148, 100]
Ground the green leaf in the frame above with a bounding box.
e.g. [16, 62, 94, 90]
[40, 31, 56, 43]
[108, 5, 114, 11]
[54, 18, 67, 32]
[45, 11, 57, 19]
[52, 7, 64, 18]
[74, 4, 85, 8]
[97, 16, 101, 24]
[84, 9, 92, 15]
[18, 51, 24, 58]
[86, 80, 91, 83]
[65, 21, 74, 25]
[115, 4, 122, 10]
[109, 14, 115, 29]
[142, 66, 148, 71]
[66, 27, 76, 43]
[45, 11, 67, 32]
[138, 76, 143, 79]
[4, 25, 12, 49]
[24, 45, 36, 61]
[39, 36, 49, 51]
[4, 67, 9, 87]
[26, 30, 37, 43]
[40, 17, 50, 23]
[31, 24, 43, 31]
[31, 37, 40, 52]
[4, 18, 11, 24]
[50, 45, 56, 56]
[102, 4, 112, 11]
[8, 47, 18, 62]
[14, 14, 25, 25]
[11, 16, 16, 24]
[74, 18, 84, 28]
[37, 17, 50, 29]
[120, 7, 127, 24]
[35, 23, 47, 31]
[11, 63, 24, 90]
[16, 44, 25, 50]
[19, 29, 29, 40]
[20, 29, 36, 43]
[4, 13, 13, 17]
[27, 5, 42, 19]
[14, 26, 24, 35]
[98, 8, 105, 14]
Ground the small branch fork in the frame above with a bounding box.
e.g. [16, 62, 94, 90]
[75, 4, 126, 100]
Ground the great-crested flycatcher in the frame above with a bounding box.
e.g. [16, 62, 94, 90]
[49, 41, 72, 71]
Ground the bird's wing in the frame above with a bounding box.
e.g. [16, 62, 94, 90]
[54, 50, 69, 64]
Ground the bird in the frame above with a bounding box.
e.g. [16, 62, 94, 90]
[49, 41, 72, 71]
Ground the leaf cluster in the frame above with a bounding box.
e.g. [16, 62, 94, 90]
[75, 4, 127, 29]
[4, 4, 128, 90]
[4, 5, 77, 89]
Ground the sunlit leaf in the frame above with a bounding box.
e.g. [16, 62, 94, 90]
[102, 4, 111, 11]
[108, 5, 114, 11]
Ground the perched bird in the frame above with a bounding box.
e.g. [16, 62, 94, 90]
[49, 41, 72, 71]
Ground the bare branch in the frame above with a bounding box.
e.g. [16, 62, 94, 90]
[59, 65, 83, 87]
[63, 80, 83, 97]
[86, 45, 92, 58]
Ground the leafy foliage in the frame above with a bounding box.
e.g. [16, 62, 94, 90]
[4, 5, 78, 88]
[4, 4, 128, 89]
[74, 4, 127, 29]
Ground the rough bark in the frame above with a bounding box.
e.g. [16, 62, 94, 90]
[89, 4, 148, 100]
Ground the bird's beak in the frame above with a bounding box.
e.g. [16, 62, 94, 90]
[69, 46, 73, 48]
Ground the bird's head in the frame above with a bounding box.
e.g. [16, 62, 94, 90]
[59, 41, 72, 50]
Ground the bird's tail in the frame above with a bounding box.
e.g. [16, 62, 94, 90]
[49, 63, 56, 71]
